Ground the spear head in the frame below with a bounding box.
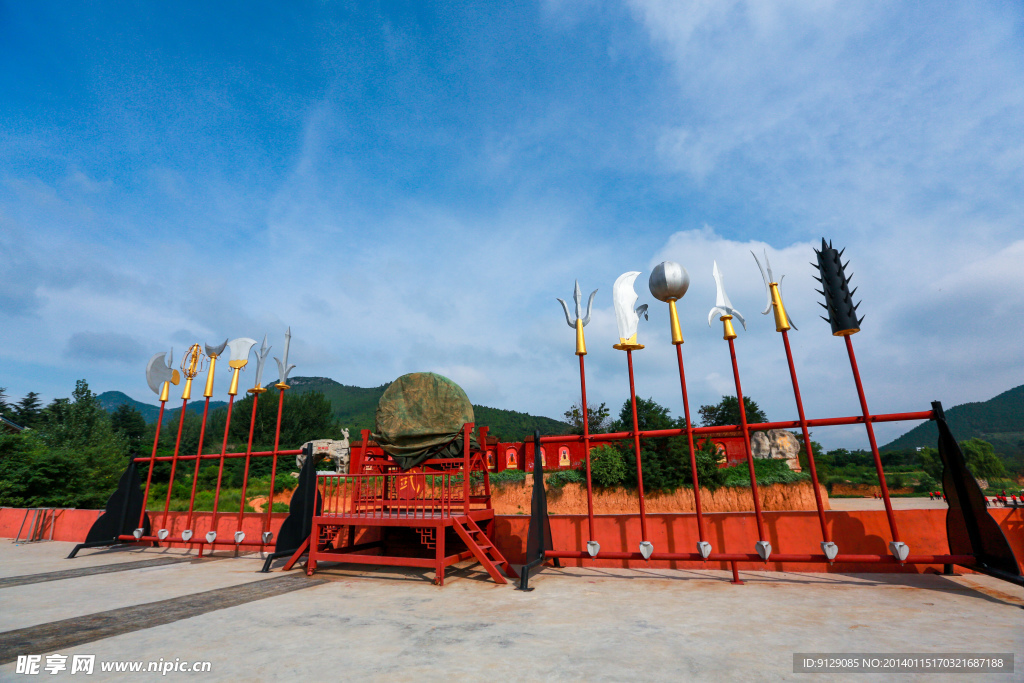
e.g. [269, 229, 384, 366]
[274, 326, 296, 389]
[249, 335, 271, 394]
[707, 261, 746, 340]
[752, 250, 796, 332]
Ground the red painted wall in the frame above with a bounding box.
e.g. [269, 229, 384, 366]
[493, 508, 1024, 575]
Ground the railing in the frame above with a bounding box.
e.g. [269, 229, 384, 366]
[317, 471, 466, 520]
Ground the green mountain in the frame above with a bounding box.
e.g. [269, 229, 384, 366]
[97, 391, 228, 423]
[100, 377, 572, 443]
[883, 384, 1024, 472]
[286, 376, 570, 442]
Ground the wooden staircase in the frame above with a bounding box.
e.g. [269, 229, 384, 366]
[452, 517, 519, 584]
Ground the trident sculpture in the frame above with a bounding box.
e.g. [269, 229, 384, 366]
[753, 251, 837, 561]
[557, 280, 597, 356]
[649, 263, 711, 561]
[556, 281, 599, 556]
[612, 271, 653, 560]
[138, 350, 180, 539]
[707, 261, 770, 562]
[814, 239, 907, 561]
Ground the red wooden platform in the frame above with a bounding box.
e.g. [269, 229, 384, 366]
[291, 424, 518, 585]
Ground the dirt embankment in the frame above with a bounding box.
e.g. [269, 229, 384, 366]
[490, 480, 830, 515]
[247, 488, 296, 514]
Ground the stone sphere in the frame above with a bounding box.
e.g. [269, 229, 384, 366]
[649, 262, 690, 302]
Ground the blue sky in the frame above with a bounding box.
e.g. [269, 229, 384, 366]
[2, 1, 1023, 449]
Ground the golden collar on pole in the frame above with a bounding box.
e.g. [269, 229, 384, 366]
[613, 333, 645, 351]
[768, 283, 791, 332]
[720, 315, 738, 341]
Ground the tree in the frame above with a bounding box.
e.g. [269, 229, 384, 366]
[0, 379, 128, 508]
[698, 396, 767, 428]
[612, 397, 674, 433]
[0, 387, 9, 418]
[14, 391, 42, 428]
[111, 404, 147, 454]
[563, 401, 611, 435]
[960, 438, 1009, 480]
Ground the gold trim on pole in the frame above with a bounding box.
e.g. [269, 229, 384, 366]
[720, 314, 737, 340]
[668, 299, 684, 345]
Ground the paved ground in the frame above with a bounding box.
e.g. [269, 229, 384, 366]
[828, 497, 951, 511]
[0, 541, 1021, 682]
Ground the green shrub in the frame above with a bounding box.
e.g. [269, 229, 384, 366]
[548, 468, 584, 489]
[589, 444, 628, 488]
[489, 469, 527, 487]
[718, 459, 810, 488]
[913, 472, 938, 493]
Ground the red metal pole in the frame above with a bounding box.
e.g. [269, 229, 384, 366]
[625, 349, 648, 542]
[237, 393, 260, 528]
[208, 394, 236, 535]
[138, 399, 166, 530]
[161, 398, 189, 530]
[263, 387, 286, 534]
[579, 354, 595, 542]
[727, 337, 766, 542]
[844, 334, 901, 542]
[781, 330, 830, 543]
[184, 396, 211, 532]
[675, 343, 706, 544]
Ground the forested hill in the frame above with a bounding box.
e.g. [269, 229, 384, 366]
[286, 376, 571, 441]
[883, 384, 1024, 469]
[97, 391, 227, 423]
[100, 376, 571, 442]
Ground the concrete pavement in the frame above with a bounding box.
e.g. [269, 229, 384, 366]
[0, 541, 1020, 682]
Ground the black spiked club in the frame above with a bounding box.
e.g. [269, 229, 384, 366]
[813, 239, 864, 336]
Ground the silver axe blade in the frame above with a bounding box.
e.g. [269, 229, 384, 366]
[227, 338, 257, 366]
[205, 339, 228, 359]
[146, 350, 180, 395]
[707, 260, 746, 329]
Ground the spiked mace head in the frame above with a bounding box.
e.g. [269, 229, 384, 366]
[813, 239, 863, 336]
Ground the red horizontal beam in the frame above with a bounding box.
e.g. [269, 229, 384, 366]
[544, 549, 974, 565]
[538, 410, 935, 444]
[133, 449, 302, 463]
[117, 534, 272, 547]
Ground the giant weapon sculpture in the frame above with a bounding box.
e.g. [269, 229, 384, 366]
[556, 282, 599, 556]
[237, 335, 271, 536]
[209, 337, 257, 544]
[649, 262, 711, 561]
[137, 350, 180, 539]
[753, 250, 837, 561]
[183, 339, 227, 541]
[708, 261, 770, 562]
[612, 271, 653, 559]
[813, 240, 907, 560]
